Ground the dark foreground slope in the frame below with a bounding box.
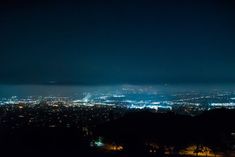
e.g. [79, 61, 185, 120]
[95, 109, 235, 156]
[0, 108, 234, 157]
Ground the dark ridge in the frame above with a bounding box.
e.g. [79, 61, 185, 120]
[0, 109, 234, 157]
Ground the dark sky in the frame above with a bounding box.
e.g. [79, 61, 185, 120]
[1, 0, 235, 85]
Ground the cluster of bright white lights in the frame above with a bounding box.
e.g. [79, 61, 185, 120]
[210, 103, 235, 107]
[128, 104, 172, 110]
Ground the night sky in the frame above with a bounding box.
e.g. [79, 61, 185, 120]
[1, 0, 235, 85]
